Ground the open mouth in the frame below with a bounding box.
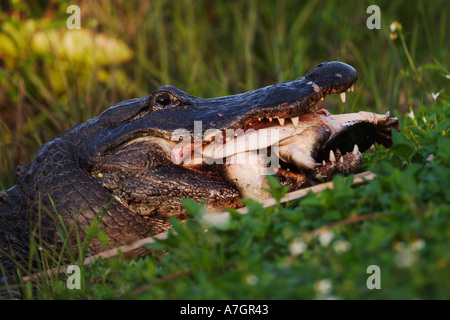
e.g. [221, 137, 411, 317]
[176, 86, 359, 166]
[170, 85, 399, 191]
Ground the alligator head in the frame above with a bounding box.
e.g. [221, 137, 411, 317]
[84, 61, 398, 206]
[0, 61, 398, 278]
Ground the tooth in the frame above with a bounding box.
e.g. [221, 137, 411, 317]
[204, 132, 218, 142]
[258, 118, 262, 121]
[339, 92, 346, 103]
[352, 144, 359, 155]
[340, 156, 344, 163]
[268, 117, 273, 122]
[278, 118, 285, 126]
[291, 117, 299, 128]
[350, 85, 354, 92]
[322, 160, 326, 166]
[329, 150, 336, 162]
[320, 97, 325, 101]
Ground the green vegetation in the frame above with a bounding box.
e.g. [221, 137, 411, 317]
[0, 0, 449, 299]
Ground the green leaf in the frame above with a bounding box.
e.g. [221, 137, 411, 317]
[390, 143, 414, 160]
[266, 175, 290, 201]
[181, 198, 204, 217]
[436, 118, 450, 133]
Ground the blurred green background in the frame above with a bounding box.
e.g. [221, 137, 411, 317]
[0, 0, 448, 188]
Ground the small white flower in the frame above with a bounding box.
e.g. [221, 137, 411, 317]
[446, 75, 450, 80]
[332, 240, 352, 254]
[390, 22, 397, 32]
[410, 239, 426, 251]
[289, 237, 307, 256]
[318, 230, 334, 247]
[407, 110, 415, 120]
[314, 279, 332, 294]
[245, 274, 259, 285]
[431, 92, 440, 101]
[395, 250, 416, 268]
[390, 21, 402, 32]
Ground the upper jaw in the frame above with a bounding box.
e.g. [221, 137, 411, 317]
[136, 62, 358, 139]
[221, 62, 358, 132]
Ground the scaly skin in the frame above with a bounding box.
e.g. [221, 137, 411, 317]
[0, 62, 399, 281]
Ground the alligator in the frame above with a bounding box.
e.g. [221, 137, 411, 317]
[0, 61, 399, 281]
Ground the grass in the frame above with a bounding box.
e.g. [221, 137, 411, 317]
[0, 0, 449, 299]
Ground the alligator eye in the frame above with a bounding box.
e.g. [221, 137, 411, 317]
[155, 93, 172, 106]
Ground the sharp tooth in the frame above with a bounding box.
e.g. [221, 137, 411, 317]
[268, 117, 273, 122]
[291, 117, 299, 128]
[329, 150, 336, 162]
[258, 118, 262, 121]
[320, 97, 325, 101]
[278, 118, 285, 126]
[352, 144, 359, 155]
[350, 85, 354, 92]
[322, 160, 326, 166]
[339, 92, 346, 103]
[204, 132, 218, 142]
[340, 156, 344, 163]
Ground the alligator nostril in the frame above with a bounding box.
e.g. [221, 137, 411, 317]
[316, 63, 323, 67]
